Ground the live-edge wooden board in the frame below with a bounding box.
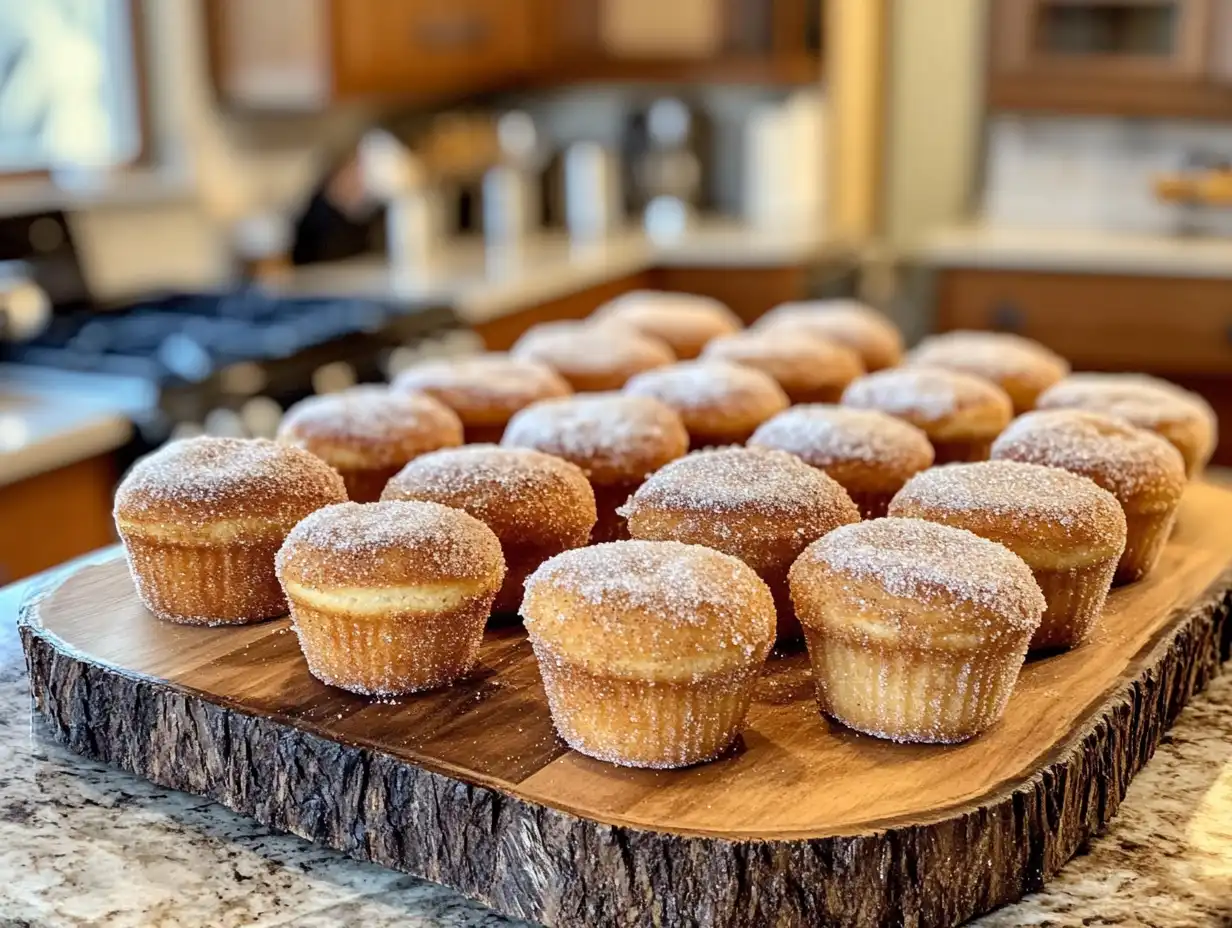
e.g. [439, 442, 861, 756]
[19, 483, 1232, 928]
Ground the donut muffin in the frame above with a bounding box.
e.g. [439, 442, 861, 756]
[842, 366, 1013, 464]
[907, 330, 1070, 414]
[754, 299, 903, 371]
[700, 329, 865, 404]
[382, 445, 596, 614]
[1036, 372, 1217, 477]
[789, 518, 1045, 743]
[278, 387, 463, 502]
[522, 540, 776, 768]
[592, 290, 742, 359]
[392, 353, 571, 444]
[749, 405, 934, 518]
[510, 320, 675, 392]
[502, 393, 689, 542]
[114, 437, 347, 625]
[889, 461, 1126, 650]
[623, 360, 790, 448]
[276, 501, 505, 696]
[621, 447, 860, 642]
[991, 410, 1186, 584]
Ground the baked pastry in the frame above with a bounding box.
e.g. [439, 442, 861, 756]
[991, 410, 1186, 584]
[841, 366, 1013, 464]
[276, 501, 505, 695]
[392, 353, 571, 444]
[1036, 372, 1217, 477]
[114, 437, 347, 625]
[753, 299, 903, 371]
[510, 319, 675, 392]
[592, 290, 742, 359]
[521, 540, 776, 768]
[622, 360, 789, 448]
[888, 460, 1126, 650]
[278, 387, 463, 502]
[749, 405, 934, 518]
[502, 393, 688, 542]
[906, 330, 1070, 414]
[382, 445, 596, 614]
[700, 329, 865, 404]
[621, 446, 860, 642]
[789, 517, 1045, 743]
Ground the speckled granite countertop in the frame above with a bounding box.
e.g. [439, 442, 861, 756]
[2, 558, 1230, 928]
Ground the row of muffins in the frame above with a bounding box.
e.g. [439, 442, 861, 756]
[113, 292, 1215, 770]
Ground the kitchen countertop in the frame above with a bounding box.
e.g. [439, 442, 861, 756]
[2, 555, 1230, 928]
[276, 218, 843, 324]
[0, 366, 155, 488]
[917, 223, 1232, 279]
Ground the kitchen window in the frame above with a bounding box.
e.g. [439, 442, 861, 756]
[0, 0, 143, 175]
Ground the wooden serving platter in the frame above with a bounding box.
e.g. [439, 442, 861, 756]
[19, 483, 1232, 928]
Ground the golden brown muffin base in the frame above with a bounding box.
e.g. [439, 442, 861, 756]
[803, 630, 1026, 743]
[534, 651, 760, 768]
[462, 423, 508, 445]
[492, 549, 558, 616]
[591, 482, 638, 543]
[1030, 557, 1118, 651]
[931, 437, 995, 465]
[845, 488, 896, 520]
[121, 536, 287, 625]
[688, 428, 758, 451]
[784, 384, 849, 406]
[1116, 508, 1179, 585]
[289, 594, 493, 696]
[337, 465, 401, 504]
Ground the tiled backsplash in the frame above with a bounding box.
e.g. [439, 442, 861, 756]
[981, 115, 1232, 237]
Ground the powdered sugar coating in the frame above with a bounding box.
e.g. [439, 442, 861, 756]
[796, 517, 1045, 633]
[114, 436, 346, 529]
[749, 405, 934, 481]
[382, 444, 596, 548]
[701, 329, 864, 394]
[842, 366, 1013, 428]
[278, 387, 463, 467]
[889, 460, 1126, 555]
[276, 500, 504, 589]
[501, 393, 688, 486]
[510, 321, 675, 389]
[991, 409, 1186, 509]
[623, 360, 789, 444]
[392, 353, 571, 424]
[623, 446, 858, 520]
[1039, 372, 1211, 427]
[592, 290, 742, 357]
[753, 299, 904, 370]
[908, 331, 1069, 382]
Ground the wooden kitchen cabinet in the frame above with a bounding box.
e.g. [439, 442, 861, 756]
[935, 266, 1232, 463]
[988, 0, 1232, 118]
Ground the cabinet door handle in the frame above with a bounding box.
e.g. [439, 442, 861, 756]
[415, 15, 490, 50]
[991, 300, 1025, 333]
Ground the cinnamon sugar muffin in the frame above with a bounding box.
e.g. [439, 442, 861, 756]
[991, 410, 1187, 584]
[1036, 373, 1217, 477]
[114, 437, 347, 625]
[382, 445, 596, 614]
[392, 353, 571, 444]
[889, 461, 1126, 650]
[749, 405, 934, 518]
[842, 366, 1013, 464]
[907, 330, 1070, 414]
[278, 387, 463, 502]
[700, 329, 865, 404]
[510, 320, 675, 392]
[276, 501, 505, 696]
[754, 299, 904, 371]
[522, 540, 776, 768]
[623, 360, 789, 448]
[592, 290, 742, 359]
[789, 518, 1045, 743]
[621, 446, 860, 642]
[502, 393, 689, 542]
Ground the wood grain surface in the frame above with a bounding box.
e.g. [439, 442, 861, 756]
[19, 482, 1232, 928]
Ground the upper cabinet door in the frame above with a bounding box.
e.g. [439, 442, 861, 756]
[993, 0, 1214, 78]
[330, 0, 535, 98]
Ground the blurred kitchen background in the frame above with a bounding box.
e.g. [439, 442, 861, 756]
[2, 0, 1231, 582]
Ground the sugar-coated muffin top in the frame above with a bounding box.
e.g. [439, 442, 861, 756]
[623, 360, 789, 439]
[842, 366, 1013, 440]
[908, 331, 1069, 386]
[753, 299, 904, 371]
[592, 290, 742, 358]
[392, 353, 571, 425]
[114, 436, 346, 531]
[701, 329, 865, 394]
[510, 321, 675, 390]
